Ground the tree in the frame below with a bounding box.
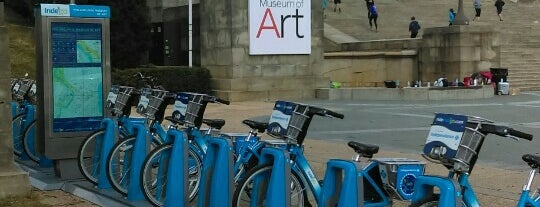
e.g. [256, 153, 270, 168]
[88, 0, 151, 68]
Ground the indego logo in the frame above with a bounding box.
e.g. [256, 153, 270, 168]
[256, 8, 305, 38]
[43, 6, 69, 16]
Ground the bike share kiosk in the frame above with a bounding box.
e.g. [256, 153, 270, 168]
[35, 4, 111, 179]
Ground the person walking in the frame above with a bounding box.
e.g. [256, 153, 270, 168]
[495, 0, 505, 21]
[365, 0, 374, 17]
[409, 16, 421, 38]
[368, 2, 378, 31]
[334, 0, 342, 13]
[322, 0, 328, 18]
[473, 0, 481, 21]
[449, 8, 456, 25]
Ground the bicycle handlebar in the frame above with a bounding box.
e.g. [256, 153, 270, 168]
[309, 106, 344, 119]
[214, 97, 230, 105]
[479, 123, 533, 141]
[508, 128, 533, 141]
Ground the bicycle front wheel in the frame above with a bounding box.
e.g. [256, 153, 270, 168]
[22, 120, 39, 162]
[233, 163, 306, 207]
[140, 144, 202, 206]
[106, 135, 162, 195]
[106, 136, 137, 195]
[78, 129, 125, 184]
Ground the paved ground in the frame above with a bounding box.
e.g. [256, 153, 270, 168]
[30, 92, 540, 206]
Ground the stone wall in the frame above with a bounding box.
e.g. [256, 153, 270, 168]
[419, 26, 501, 82]
[322, 50, 418, 87]
[200, 0, 327, 101]
[0, 2, 31, 199]
[320, 26, 500, 88]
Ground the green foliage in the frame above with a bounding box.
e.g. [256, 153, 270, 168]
[111, 67, 212, 94]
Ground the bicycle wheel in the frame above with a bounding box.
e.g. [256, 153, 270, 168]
[106, 135, 162, 195]
[78, 129, 125, 184]
[233, 163, 305, 207]
[12, 113, 27, 157]
[140, 144, 202, 206]
[22, 120, 38, 162]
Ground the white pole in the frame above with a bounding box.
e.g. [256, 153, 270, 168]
[188, 0, 193, 67]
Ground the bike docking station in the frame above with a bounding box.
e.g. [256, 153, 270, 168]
[12, 3, 152, 207]
[319, 159, 362, 206]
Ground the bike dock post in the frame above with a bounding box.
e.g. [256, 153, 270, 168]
[197, 137, 234, 207]
[96, 118, 116, 189]
[125, 123, 149, 201]
[256, 147, 291, 207]
[319, 159, 362, 207]
[163, 129, 188, 207]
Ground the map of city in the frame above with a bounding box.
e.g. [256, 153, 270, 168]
[53, 67, 103, 118]
[76, 40, 101, 63]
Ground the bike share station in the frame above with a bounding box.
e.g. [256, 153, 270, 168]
[15, 3, 136, 206]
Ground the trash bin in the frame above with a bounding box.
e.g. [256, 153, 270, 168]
[384, 80, 397, 88]
[490, 68, 508, 83]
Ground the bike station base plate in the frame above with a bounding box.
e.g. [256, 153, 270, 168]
[15, 159, 153, 207]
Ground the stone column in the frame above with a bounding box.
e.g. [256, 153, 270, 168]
[419, 25, 501, 83]
[200, 0, 327, 101]
[0, 2, 31, 199]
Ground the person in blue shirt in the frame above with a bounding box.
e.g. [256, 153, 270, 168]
[409, 16, 421, 38]
[449, 8, 456, 25]
[368, 1, 378, 31]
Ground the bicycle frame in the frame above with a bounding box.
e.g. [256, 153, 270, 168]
[517, 169, 540, 207]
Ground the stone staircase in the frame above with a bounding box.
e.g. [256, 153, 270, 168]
[323, 0, 540, 91]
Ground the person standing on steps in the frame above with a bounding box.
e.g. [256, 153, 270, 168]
[366, 0, 374, 17]
[368, 2, 378, 31]
[334, 0, 342, 13]
[322, 0, 328, 18]
[473, 0, 481, 21]
[449, 8, 456, 25]
[495, 0, 505, 21]
[409, 16, 421, 38]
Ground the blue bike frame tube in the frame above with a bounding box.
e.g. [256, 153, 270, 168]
[459, 174, 480, 207]
[293, 147, 323, 204]
[189, 128, 208, 153]
[152, 121, 168, 143]
[362, 162, 392, 207]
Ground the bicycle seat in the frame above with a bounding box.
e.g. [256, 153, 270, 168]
[165, 116, 185, 125]
[242, 120, 268, 133]
[522, 154, 540, 169]
[202, 119, 226, 130]
[347, 141, 379, 158]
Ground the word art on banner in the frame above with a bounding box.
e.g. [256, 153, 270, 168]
[249, 0, 311, 55]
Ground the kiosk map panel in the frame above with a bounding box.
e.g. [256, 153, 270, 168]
[51, 22, 103, 132]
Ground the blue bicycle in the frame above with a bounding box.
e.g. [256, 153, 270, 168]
[518, 154, 540, 207]
[410, 115, 533, 207]
[11, 78, 37, 158]
[139, 93, 239, 206]
[233, 102, 426, 207]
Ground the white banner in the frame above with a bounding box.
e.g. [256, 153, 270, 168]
[249, 0, 311, 55]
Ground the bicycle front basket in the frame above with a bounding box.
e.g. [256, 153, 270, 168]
[113, 86, 135, 115]
[185, 94, 205, 128]
[285, 104, 310, 145]
[453, 121, 486, 172]
[144, 89, 169, 120]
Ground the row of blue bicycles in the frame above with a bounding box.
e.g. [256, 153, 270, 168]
[10, 75, 540, 207]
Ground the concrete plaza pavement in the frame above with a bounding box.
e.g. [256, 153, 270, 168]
[200, 92, 540, 206]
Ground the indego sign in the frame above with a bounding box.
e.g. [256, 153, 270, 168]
[249, 0, 311, 55]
